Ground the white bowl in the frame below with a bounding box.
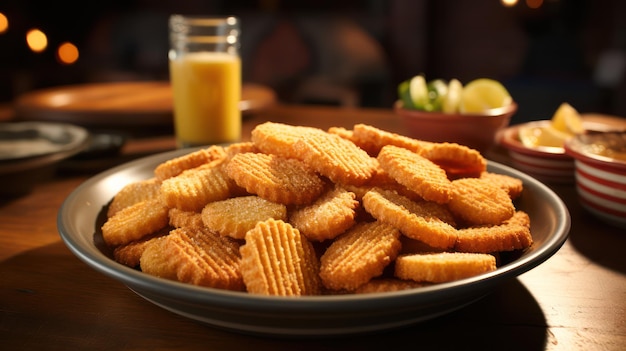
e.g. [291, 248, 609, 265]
[57, 148, 570, 337]
[565, 131, 626, 229]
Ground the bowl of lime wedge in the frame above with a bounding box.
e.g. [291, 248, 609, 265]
[394, 75, 517, 153]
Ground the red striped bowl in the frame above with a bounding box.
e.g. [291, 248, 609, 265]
[565, 132, 626, 229]
[497, 121, 575, 183]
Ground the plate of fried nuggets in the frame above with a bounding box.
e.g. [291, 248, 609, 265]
[58, 121, 570, 336]
[101, 122, 538, 296]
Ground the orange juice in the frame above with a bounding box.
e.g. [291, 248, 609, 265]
[170, 51, 241, 147]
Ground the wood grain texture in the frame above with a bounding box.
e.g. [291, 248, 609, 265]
[1, 104, 624, 350]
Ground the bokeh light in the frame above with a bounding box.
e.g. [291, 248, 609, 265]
[26, 28, 48, 53]
[0, 13, 8, 34]
[57, 42, 79, 65]
[501, 0, 519, 7]
[526, 0, 544, 9]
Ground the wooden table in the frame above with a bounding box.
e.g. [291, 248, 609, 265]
[1, 104, 625, 350]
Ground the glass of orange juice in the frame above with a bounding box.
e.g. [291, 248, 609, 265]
[169, 15, 241, 148]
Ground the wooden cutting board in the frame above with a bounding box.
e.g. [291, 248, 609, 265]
[14, 81, 276, 128]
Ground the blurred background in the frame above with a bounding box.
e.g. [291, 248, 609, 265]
[0, 0, 624, 125]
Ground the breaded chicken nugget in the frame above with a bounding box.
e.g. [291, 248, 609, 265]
[293, 130, 377, 186]
[351, 123, 433, 156]
[113, 229, 168, 267]
[107, 177, 162, 218]
[479, 171, 524, 200]
[224, 141, 259, 160]
[448, 178, 515, 226]
[201, 195, 287, 240]
[455, 211, 533, 253]
[327, 126, 355, 141]
[250, 122, 324, 159]
[419, 142, 487, 179]
[101, 197, 170, 247]
[289, 186, 359, 242]
[240, 219, 321, 296]
[395, 252, 497, 283]
[154, 145, 226, 181]
[168, 207, 205, 230]
[160, 161, 239, 211]
[377, 145, 452, 204]
[319, 221, 401, 291]
[140, 227, 244, 290]
[225, 152, 325, 205]
[504, 210, 531, 227]
[362, 188, 458, 249]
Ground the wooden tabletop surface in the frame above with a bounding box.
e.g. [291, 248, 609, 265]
[1, 104, 624, 351]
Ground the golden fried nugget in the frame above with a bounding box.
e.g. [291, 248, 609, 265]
[240, 219, 321, 296]
[351, 123, 432, 156]
[504, 210, 531, 227]
[140, 227, 244, 290]
[395, 252, 497, 283]
[362, 188, 458, 250]
[448, 178, 515, 226]
[327, 126, 355, 141]
[354, 278, 426, 294]
[113, 229, 168, 267]
[479, 171, 524, 199]
[101, 197, 170, 247]
[250, 122, 324, 159]
[154, 145, 226, 181]
[319, 221, 401, 291]
[160, 161, 240, 211]
[107, 177, 162, 218]
[224, 141, 259, 160]
[289, 186, 359, 241]
[168, 208, 205, 230]
[377, 145, 452, 204]
[225, 152, 325, 205]
[419, 142, 486, 179]
[399, 235, 446, 255]
[201, 195, 287, 240]
[293, 129, 377, 186]
[455, 213, 533, 253]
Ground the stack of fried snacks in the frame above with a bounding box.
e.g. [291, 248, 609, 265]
[101, 123, 532, 296]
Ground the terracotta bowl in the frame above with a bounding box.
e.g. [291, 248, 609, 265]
[565, 131, 626, 229]
[394, 101, 517, 153]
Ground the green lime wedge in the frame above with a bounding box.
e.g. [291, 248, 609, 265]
[426, 79, 448, 112]
[398, 80, 415, 109]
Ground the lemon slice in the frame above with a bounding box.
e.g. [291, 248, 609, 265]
[519, 126, 570, 148]
[409, 75, 429, 110]
[551, 102, 584, 135]
[442, 78, 463, 113]
[460, 78, 512, 114]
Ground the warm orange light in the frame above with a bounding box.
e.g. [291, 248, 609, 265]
[0, 13, 8, 34]
[26, 28, 47, 52]
[501, 0, 518, 7]
[57, 42, 79, 65]
[526, 0, 543, 9]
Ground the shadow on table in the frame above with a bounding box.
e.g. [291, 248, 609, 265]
[1, 241, 548, 351]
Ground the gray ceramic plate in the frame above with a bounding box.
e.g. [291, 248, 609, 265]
[0, 122, 90, 195]
[57, 148, 570, 337]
